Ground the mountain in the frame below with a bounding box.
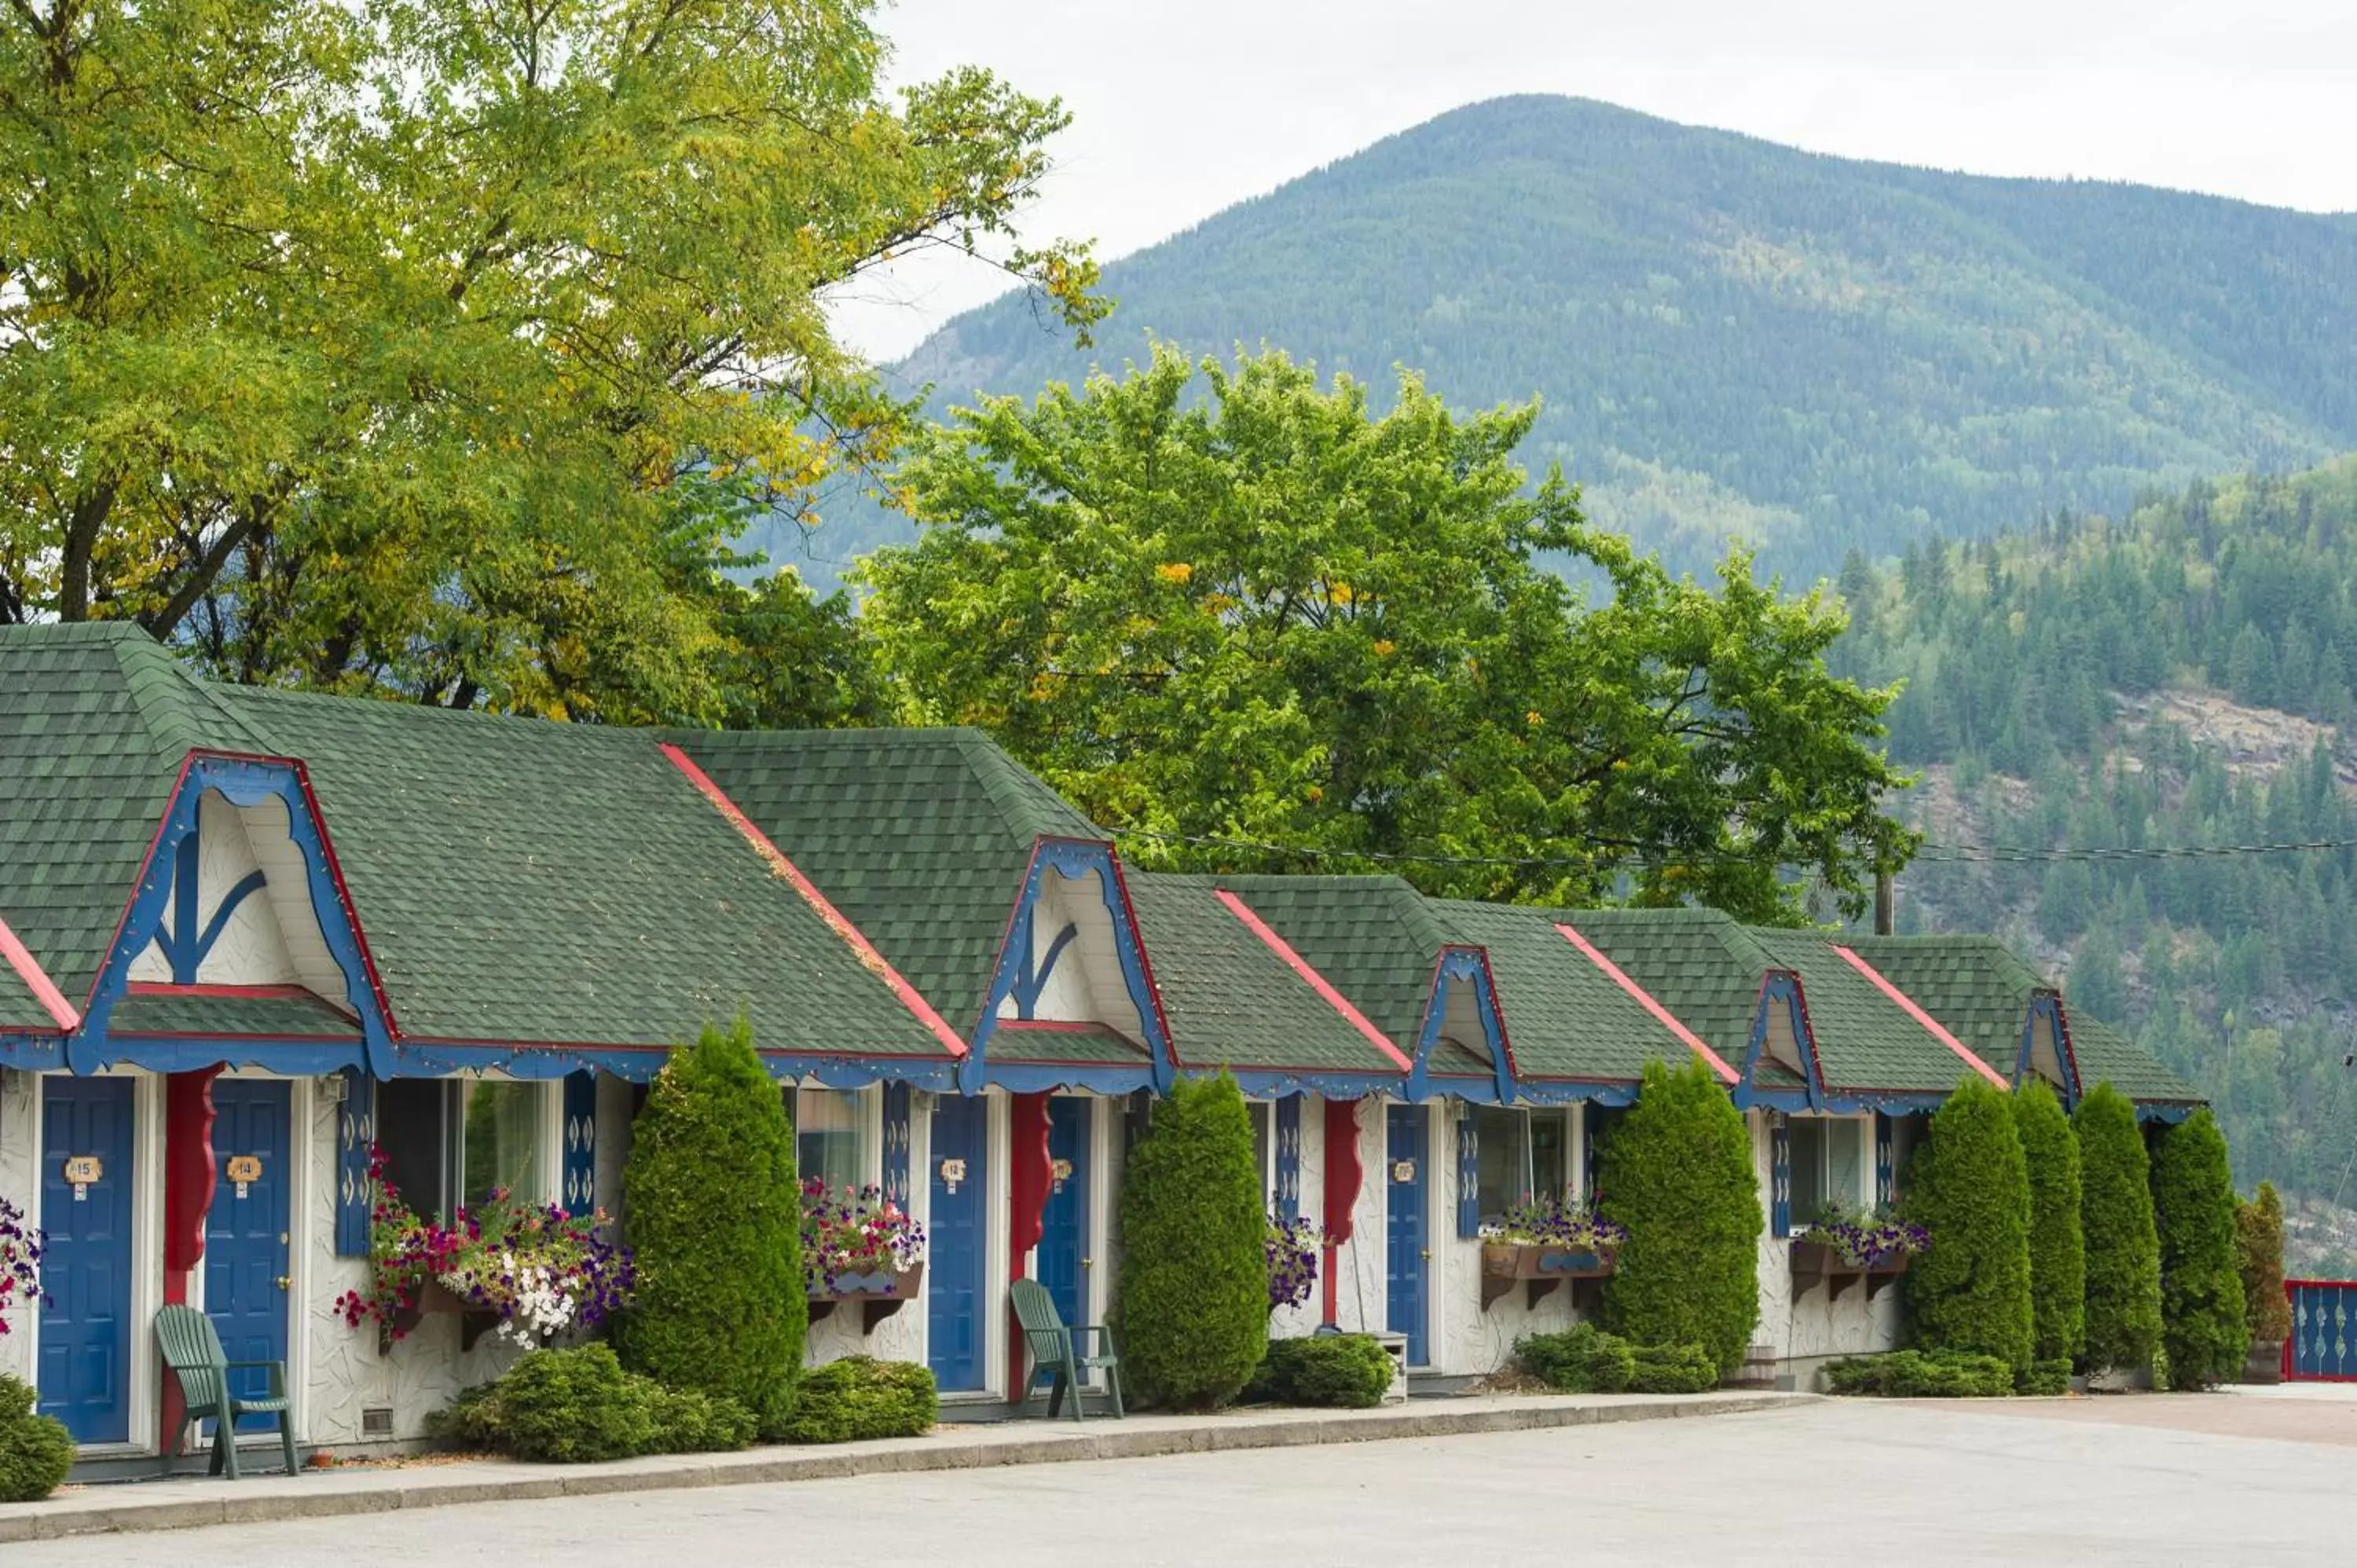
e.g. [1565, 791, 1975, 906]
[773, 95, 2357, 588]
[1829, 457, 2357, 1261]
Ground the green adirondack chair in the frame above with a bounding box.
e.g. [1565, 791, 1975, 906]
[1010, 1277, 1124, 1420]
[156, 1302, 300, 1478]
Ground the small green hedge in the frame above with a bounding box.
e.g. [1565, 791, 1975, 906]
[0, 1373, 75, 1503]
[1627, 1342, 1720, 1394]
[1244, 1335, 1395, 1409]
[1823, 1350, 2016, 1398]
[1516, 1323, 1636, 1393]
[2018, 1358, 2073, 1397]
[434, 1346, 757, 1463]
[779, 1356, 937, 1444]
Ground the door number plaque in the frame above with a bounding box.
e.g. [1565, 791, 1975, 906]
[1391, 1159, 1417, 1183]
[63, 1154, 101, 1200]
[939, 1157, 968, 1194]
[226, 1154, 263, 1197]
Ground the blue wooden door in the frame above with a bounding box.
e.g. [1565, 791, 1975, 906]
[38, 1076, 137, 1445]
[1386, 1103, 1428, 1366]
[927, 1094, 990, 1392]
[1036, 1097, 1091, 1350]
[206, 1080, 292, 1431]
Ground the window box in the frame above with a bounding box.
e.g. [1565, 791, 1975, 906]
[383, 1277, 508, 1355]
[808, 1262, 927, 1333]
[1789, 1239, 1910, 1302]
[1479, 1241, 1618, 1311]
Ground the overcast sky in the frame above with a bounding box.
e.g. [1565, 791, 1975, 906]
[826, 0, 2357, 363]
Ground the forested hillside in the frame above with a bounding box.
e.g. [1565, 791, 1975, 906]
[778, 95, 2357, 587]
[1831, 458, 2357, 1261]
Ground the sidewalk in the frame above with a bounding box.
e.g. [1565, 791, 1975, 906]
[0, 1389, 1809, 1544]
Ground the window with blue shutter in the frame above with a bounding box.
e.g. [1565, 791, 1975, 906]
[882, 1082, 914, 1209]
[1457, 1107, 1481, 1238]
[1770, 1112, 1792, 1236]
[1275, 1095, 1303, 1222]
[561, 1070, 598, 1215]
[1874, 1112, 1894, 1208]
[335, 1070, 376, 1256]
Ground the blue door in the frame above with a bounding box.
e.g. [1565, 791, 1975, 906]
[1034, 1097, 1091, 1357]
[1386, 1103, 1428, 1366]
[39, 1076, 137, 1445]
[205, 1080, 292, 1432]
[927, 1094, 990, 1392]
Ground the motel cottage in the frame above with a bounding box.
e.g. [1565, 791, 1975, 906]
[0, 623, 2201, 1460]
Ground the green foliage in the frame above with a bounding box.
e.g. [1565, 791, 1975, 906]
[1596, 1059, 1763, 1374]
[1906, 1077, 2035, 1372]
[2074, 1084, 2165, 1374]
[779, 1357, 938, 1445]
[2152, 1111, 2250, 1390]
[2238, 1182, 2293, 1346]
[2019, 1358, 2074, 1397]
[1821, 1350, 2017, 1398]
[1626, 1342, 1721, 1394]
[0, 0, 1099, 720]
[0, 1372, 74, 1503]
[619, 1020, 805, 1437]
[429, 1346, 755, 1462]
[1516, 1324, 1637, 1394]
[1113, 1072, 1270, 1409]
[2014, 1080, 2087, 1364]
[1244, 1335, 1398, 1409]
[795, 96, 2357, 589]
[860, 343, 1915, 921]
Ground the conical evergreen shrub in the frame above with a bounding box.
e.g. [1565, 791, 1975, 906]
[619, 1019, 805, 1436]
[1906, 1076, 2034, 1372]
[2237, 1181, 2292, 1350]
[1596, 1057, 1762, 1377]
[2152, 1109, 2248, 1390]
[2074, 1082, 2162, 1375]
[2014, 1080, 2085, 1365]
[1114, 1072, 1268, 1409]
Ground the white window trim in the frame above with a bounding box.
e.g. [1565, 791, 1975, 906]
[1785, 1112, 1873, 1235]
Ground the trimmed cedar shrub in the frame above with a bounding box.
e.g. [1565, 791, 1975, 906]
[2237, 1181, 2293, 1348]
[433, 1345, 757, 1463]
[2019, 1358, 2073, 1397]
[1114, 1072, 1269, 1409]
[1906, 1075, 2034, 1373]
[782, 1357, 938, 1444]
[0, 1372, 75, 1503]
[1626, 1342, 1720, 1394]
[2014, 1079, 2087, 1365]
[2074, 1083, 2163, 1375]
[2152, 1110, 2249, 1390]
[1596, 1057, 1761, 1378]
[1245, 1335, 1396, 1408]
[1516, 1323, 1636, 1394]
[1822, 1349, 2015, 1398]
[619, 1019, 805, 1437]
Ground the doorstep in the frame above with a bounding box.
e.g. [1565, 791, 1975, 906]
[0, 1390, 1813, 1544]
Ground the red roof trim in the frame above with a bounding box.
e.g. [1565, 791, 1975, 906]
[660, 742, 967, 1058]
[0, 914, 79, 1031]
[1553, 922, 1736, 1083]
[1832, 945, 2010, 1089]
[1215, 889, 1413, 1072]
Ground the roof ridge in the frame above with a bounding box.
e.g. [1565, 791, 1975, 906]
[109, 632, 269, 761]
[947, 728, 1102, 844]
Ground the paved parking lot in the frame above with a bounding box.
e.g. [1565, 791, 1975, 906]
[35, 1393, 2357, 1566]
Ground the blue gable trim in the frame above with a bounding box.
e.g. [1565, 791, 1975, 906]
[1511, 1079, 1642, 1108]
[1405, 947, 1516, 1105]
[0, 1033, 67, 1071]
[148, 826, 269, 985]
[98, 1035, 368, 1075]
[1730, 972, 1826, 1112]
[69, 753, 398, 1079]
[2017, 994, 2083, 1108]
[965, 837, 1175, 1096]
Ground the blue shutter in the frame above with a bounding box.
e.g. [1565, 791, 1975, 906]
[1874, 1112, 1894, 1210]
[1457, 1107, 1481, 1239]
[561, 1070, 598, 1214]
[335, 1070, 376, 1256]
[1770, 1112, 1792, 1236]
[882, 1082, 913, 1209]
[1275, 1094, 1303, 1222]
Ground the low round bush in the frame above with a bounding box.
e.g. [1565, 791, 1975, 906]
[0, 1373, 75, 1503]
[1626, 1341, 1719, 1394]
[1516, 1324, 1635, 1394]
[2018, 1358, 2073, 1397]
[781, 1357, 938, 1445]
[645, 1383, 760, 1454]
[1821, 1349, 2014, 1398]
[1246, 1335, 1395, 1408]
[431, 1346, 755, 1461]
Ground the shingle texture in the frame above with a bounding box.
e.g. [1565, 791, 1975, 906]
[2064, 1016, 2203, 1105]
[1558, 908, 1779, 1069]
[111, 990, 361, 1040]
[1423, 900, 1695, 1083]
[1212, 875, 1449, 1051]
[1743, 927, 1996, 1094]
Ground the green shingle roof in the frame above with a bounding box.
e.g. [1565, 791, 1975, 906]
[112, 990, 361, 1040]
[984, 1021, 1149, 1064]
[1423, 900, 1696, 1084]
[1127, 874, 1405, 1075]
[1741, 926, 1999, 1094]
[2065, 1016, 2204, 1105]
[670, 728, 1098, 1036]
[0, 624, 951, 1057]
[1559, 908, 1778, 1068]
[1211, 875, 1449, 1051]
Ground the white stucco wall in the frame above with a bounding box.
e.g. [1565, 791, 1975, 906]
[0, 1069, 35, 1384]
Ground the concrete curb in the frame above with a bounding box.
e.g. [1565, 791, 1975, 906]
[0, 1390, 1813, 1543]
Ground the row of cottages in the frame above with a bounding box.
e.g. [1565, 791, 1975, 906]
[0, 623, 2202, 1462]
